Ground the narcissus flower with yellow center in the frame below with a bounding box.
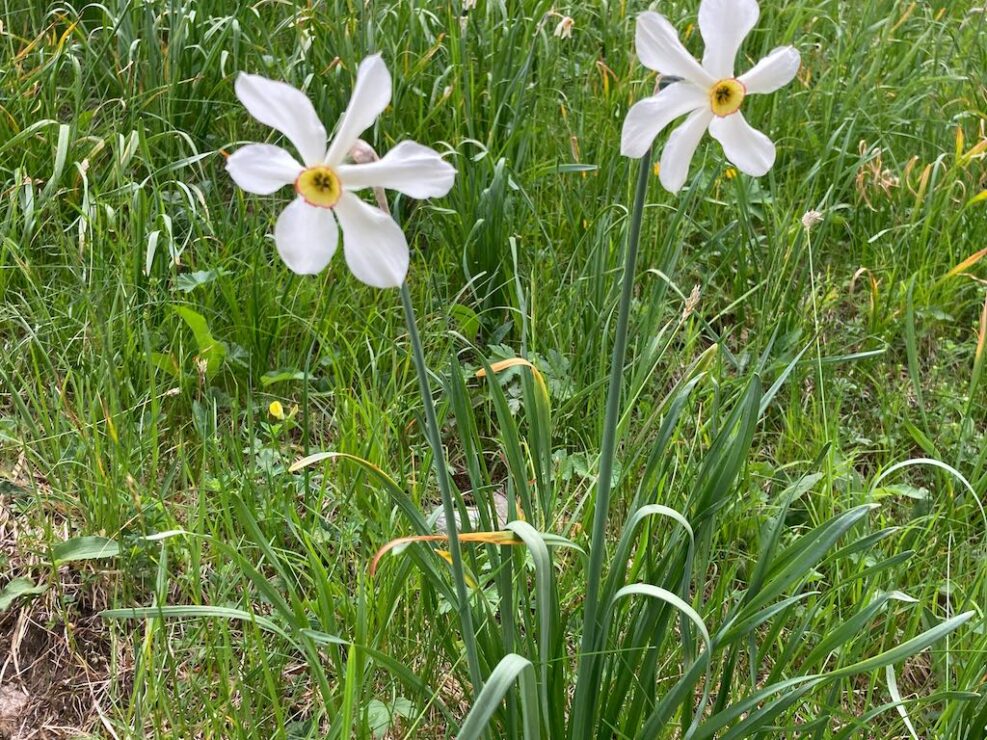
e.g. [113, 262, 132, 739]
[621, 0, 800, 193]
[227, 55, 456, 288]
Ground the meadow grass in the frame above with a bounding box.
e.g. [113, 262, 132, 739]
[1, 0, 986, 737]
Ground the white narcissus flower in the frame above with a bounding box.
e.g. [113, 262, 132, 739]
[621, 0, 800, 193]
[227, 55, 456, 288]
[553, 16, 574, 39]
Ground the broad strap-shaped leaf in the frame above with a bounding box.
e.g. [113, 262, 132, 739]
[457, 654, 540, 740]
[52, 535, 120, 565]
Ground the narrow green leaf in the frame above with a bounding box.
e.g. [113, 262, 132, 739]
[886, 664, 920, 740]
[100, 604, 294, 643]
[801, 591, 917, 668]
[291, 451, 431, 535]
[339, 643, 359, 739]
[695, 611, 975, 739]
[829, 611, 975, 680]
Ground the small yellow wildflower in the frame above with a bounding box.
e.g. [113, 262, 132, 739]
[269, 401, 285, 420]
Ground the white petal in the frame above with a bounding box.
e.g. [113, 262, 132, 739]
[659, 108, 714, 193]
[708, 112, 776, 176]
[621, 83, 708, 159]
[325, 55, 393, 167]
[334, 193, 408, 288]
[635, 12, 715, 88]
[226, 144, 303, 195]
[698, 0, 760, 79]
[273, 197, 339, 275]
[739, 46, 801, 94]
[336, 141, 456, 198]
[235, 73, 327, 167]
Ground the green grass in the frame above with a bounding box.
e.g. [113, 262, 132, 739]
[1, 0, 986, 737]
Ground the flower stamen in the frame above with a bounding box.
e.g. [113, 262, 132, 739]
[295, 165, 342, 208]
[709, 78, 746, 117]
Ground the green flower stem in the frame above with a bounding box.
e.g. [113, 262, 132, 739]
[573, 147, 653, 737]
[399, 281, 483, 696]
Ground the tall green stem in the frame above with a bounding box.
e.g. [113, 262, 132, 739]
[572, 148, 652, 737]
[399, 282, 483, 695]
